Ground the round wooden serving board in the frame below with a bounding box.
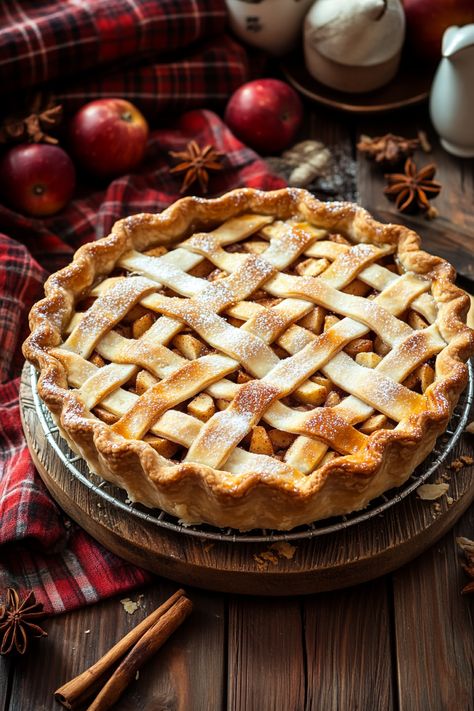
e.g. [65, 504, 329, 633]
[20, 363, 474, 596]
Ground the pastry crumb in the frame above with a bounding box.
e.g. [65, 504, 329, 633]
[253, 541, 297, 570]
[270, 541, 297, 560]
[260, 551, 279, 564]
[253, 550, 278, 570]
[120, 597, 141, 614]
[446, 495, 454, 505]
[449, 456, 474, 471]
[417, 483, 449, 500]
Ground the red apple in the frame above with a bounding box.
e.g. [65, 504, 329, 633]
[403, 0, 474, 62]
[69, 99, 149, 178]
[0, 144, 75, 217]
[224, 79, 303, 154]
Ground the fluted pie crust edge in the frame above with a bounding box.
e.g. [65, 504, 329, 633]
[24, 189, 474, 530]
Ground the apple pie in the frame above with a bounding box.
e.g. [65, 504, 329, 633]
[24, 189, 474, 530]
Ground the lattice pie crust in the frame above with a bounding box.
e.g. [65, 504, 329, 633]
[24, 189, 473, 530]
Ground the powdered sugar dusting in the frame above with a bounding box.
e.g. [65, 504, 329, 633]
[234, 380, 278, 416]
[189, 409, 251, 461]
[196, 280, 234, 312]
[370, 374, 403, 407]
[185, 233, 219, 255]
[249, 308, 287, 340]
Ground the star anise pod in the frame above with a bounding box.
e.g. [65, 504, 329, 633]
[0, 588, 48, 656]
[457, 537, 474, 595]
[0, 94, 62, 145]
[357, 133, 420, 168]
[384, 158, 441, 214]
[169, 140, 223, 194]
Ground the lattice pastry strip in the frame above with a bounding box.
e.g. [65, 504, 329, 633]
[52, 349, 306, 482]
[60, 219, 334, 441]
[185, 317, 440, 471]
[182, 229, 436, 326]
[64, 277, 157, 358]
[61, 230, 284, 413]
[140, 245, 432, 470]
[112, 354, 237, 439]
[304, 241, 437, 323]
[185, 320, 373, 467]
[97, 256, 282, 438]
[283, 325, 445, 472]
[178, 254, 436, 472]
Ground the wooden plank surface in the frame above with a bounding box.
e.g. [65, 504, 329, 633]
[227, 597, 305, 711]
[303, 579, 394, 711]
[393, 456, 474, 711]
[0, 659, 11, 711]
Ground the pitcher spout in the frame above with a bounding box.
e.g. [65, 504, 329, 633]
[442, 24, 474, 59]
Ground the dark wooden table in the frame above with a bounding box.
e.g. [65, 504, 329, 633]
[2, 101, 473, 711]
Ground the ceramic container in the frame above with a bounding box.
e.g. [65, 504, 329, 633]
[226, 0, 314, 56]
[304, 0, 405, 93]
[429, 24, 474, 158]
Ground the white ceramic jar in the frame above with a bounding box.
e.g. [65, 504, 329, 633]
[304, 0, 406, 93]
[226, 0, 314, 56]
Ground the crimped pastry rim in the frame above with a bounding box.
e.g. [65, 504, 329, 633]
[23, 188, 474, 528]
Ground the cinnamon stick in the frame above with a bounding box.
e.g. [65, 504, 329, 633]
[54, 589, 189, 710]
[86, 595, 193, 711]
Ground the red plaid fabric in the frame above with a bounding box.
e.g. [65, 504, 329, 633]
[0, 109, 286, 615]
[0, 0, 228, 94]
[52, 35, 249, 119]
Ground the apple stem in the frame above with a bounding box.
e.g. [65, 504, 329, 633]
[33, 185, 45, 196]
[121, 112, 133, 123]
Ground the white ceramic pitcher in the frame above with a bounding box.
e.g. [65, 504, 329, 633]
[429, 24, 474, 158]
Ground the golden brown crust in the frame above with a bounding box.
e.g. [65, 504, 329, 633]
[23, 188, 474, 530]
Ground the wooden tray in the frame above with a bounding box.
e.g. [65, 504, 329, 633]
[20, 363, 474, 596]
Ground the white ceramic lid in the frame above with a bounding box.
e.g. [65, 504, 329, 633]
[305, 0, 406, 67]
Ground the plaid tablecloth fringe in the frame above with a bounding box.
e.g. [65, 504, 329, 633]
[0, 109, 285, 615]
